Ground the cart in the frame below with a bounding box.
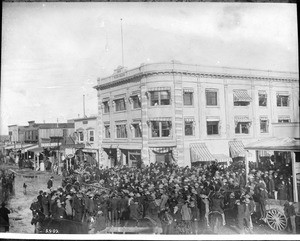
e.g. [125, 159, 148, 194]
[245, 137, 300, 232]
[263, 199, 287, 231]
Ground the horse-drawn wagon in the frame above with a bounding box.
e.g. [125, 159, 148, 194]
[245, 137, 300, 232]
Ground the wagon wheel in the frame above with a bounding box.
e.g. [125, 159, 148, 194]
[266, 209, 287, 231]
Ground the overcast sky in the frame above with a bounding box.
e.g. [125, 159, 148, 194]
[1, 2, 298, 135]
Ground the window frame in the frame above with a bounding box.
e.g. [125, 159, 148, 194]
[207, 121, 219, 135]
[184, 120, 194, 136]
[114, 98, 126, 112]
[206, 89, 218, 106]
[104, 125, 110, 139]
[276, 94, 290, 107]
[235, 122, 250, 134]
[258, 92, 267, 107]
[260, 119, 269, 133]
[183, 91, 194, 106]
[278, 118, 291, 123]
[88, 130, 95, 142]
[116, 124, 127, 139]
[103, 101, 110, 114]
[132, 123, 142, 138]
[150, 121, 172, 138]
[150, 90, 171, 106]
[132, 95, 141, 109]
[78, 131, 84, 142]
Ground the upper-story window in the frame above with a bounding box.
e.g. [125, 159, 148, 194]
[260, 117, 269, 133]
[207, 119, 219, 135]
[131, 95, 141, 109]
[150, 90, 170, 106]
[116, 123, 127, 138]
[206, 89, 218, 106]
[184, 118, 194, 136]
[114, 98, 126, 111]
[258, 91, 267, 107]
[131, 123, 142, 138]
[104, 125, 110, 138]
[88, 130, 94, 142]
[150, 120, 172, 137]
[233, 90, 252, 106]
[234, 116, 251, 134]
[102, 101, 110, 113]
[278, 116, 291, 123]
[277, 92, 290, 107]
[78, 131, 84, 142]
[183, 89, 194, 106]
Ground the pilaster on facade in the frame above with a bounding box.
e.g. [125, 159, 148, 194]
[173, 74, 184, 166]
[251, 79, 257, 138]
[223, 80, 230, 139]
[141, 80, 150, 166]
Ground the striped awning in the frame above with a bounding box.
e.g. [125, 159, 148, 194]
[234, 116, 251, 123]
[258, 90, 267, 95]
[183, 88, 194, 93]
[260, 116, 269, 121]
[213, 154, 232, 164]
[233, 90, 252, 102]
[151, 146, 174, 154]
[190, 143, 215, 163]
[184, 118, 195, 122]
[148, 117, 172, 122]
[228, 140, 246, 158]
[278, 115, 290, 120]
[148, 87, 171, 92]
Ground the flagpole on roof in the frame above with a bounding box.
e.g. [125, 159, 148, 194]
[121, 18, 124, 67]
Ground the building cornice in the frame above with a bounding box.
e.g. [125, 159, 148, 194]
[94, 62, 299, 91]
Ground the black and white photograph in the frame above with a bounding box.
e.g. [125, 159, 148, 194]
[0, 1, 299, 239]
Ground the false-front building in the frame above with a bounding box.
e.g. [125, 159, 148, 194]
[94, 62, 299, 167]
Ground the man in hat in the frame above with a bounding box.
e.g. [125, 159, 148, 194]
[65, 195, 73, 220]
[0, 202, 10, 232]
[47, 176, 54, 190]
[42, 191, 50, 218]
[257, 184, 268, 221]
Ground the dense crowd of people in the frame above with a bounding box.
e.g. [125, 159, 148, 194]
[29, 159, 297, 234]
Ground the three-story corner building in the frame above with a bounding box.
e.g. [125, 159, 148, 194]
[94, 62, 299, 168]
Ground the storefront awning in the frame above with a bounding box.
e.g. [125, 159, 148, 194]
[82, 148, 98, 153]
[190, 143, 215, 163]
[150, 146, 175, 154]
[233, 90, 252, 102]
[30, 147, 44, 153]
[213, 154, 232, 164]
[21, 144, 39, 153]
[229, 140, 246, 158]
[245, 137, 300, 152]
[4, 145, 15, 150]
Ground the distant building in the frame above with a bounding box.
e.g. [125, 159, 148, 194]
[94, 62, 299, 167]
[73, 116, 99, 165]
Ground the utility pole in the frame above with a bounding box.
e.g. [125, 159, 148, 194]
[83, 95, 86, 117]
[121, 18, 124, 67]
